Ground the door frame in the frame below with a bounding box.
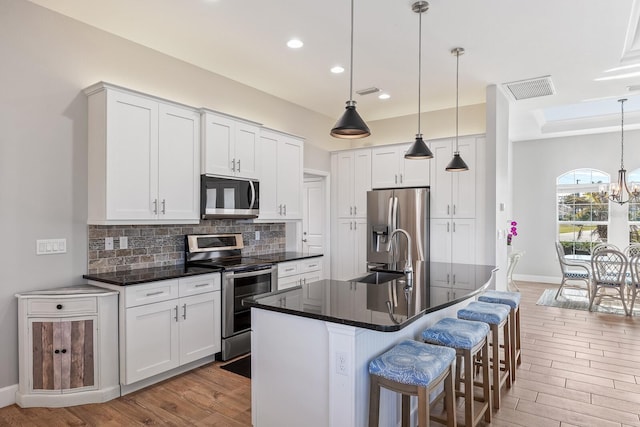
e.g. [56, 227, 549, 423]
[304, 168, 330, 279]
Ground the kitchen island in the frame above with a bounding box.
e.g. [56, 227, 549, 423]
[244, 262, 497, 427]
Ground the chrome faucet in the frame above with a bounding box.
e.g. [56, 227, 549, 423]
[389, 228, 413, 288]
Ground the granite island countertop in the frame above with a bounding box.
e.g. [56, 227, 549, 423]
[244, 261, 497, 332]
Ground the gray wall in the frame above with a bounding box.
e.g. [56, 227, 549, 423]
[512, 130, 640, 281]
[0, 0, 333, 390]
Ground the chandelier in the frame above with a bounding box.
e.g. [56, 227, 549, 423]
[603, 99, 640, 205]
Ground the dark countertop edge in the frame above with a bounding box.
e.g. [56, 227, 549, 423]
[245, 266, 498, 332]
[83, 266, 222, 286]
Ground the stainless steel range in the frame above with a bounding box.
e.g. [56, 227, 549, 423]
[185, 233, 276, 361]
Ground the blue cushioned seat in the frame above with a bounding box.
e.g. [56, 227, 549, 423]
[478, 290, 521, 309]
[422, 318, 490, 350]
[369, 340, 456, 388]
[458, 301, 510, 325]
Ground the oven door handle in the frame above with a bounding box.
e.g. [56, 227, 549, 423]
[226, 267, 274, 279]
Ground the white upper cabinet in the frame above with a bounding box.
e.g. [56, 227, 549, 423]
[430, 136, 477, 219]
[201, 111, 260, 179]
[335, 149, 371, 218]
[258, 129, 304, 221]
[371, 143, 429, 189]
[85, 83, 200, 225]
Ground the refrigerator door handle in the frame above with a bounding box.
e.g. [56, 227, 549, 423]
[392, 197, 399, 229]
[387, 197, 394, 232]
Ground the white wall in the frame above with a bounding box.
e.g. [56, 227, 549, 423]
[0, 0, 334, 391]
[512, 130, 640, 282]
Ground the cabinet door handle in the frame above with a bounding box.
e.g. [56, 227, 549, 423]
[453, 274, 456, 285]
[447, 291, 450, 300]
[447, 222, 450, 233]
[146, 291, 164, 297]
[182, 303, 187, 320]
[354, 221, 357, 230]
[453, 222, 456, 232]
[153, 199, 158, 215]
[353, 206, 357, 216]
[285, 267, 295, 272]
[447, 204, 450, 215]
[350, 206, 353, 215]
[350, 221, 353, 231]
[161, 199, 166, 214]
[453, 204, 456, 215]
[174, 305, 179, 322]
[237, 159, 241, 173]
[194, 283, 209, 288]
[400, 173, 403, 183]
[446, 273, 450, 284]
[283, 204, 287, 216]
[395, 174, 398, 184]
[279, 204, 282, 215]
[231, 158, 236, 172]
[308, 264, 317, 268]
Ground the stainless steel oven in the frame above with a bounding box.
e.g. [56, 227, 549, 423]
[185, 233, 275, 360]
[222, 265, 275, 360]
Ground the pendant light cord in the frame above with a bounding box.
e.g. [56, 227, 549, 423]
[455, 50, 459, 153]
[620, 99, 625, 170]
[349, 0, 354, 103]
[417, 9, 422, 135]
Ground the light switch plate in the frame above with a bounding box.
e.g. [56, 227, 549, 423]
[36, 238, 67, 255]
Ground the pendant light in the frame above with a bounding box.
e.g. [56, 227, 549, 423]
[445, 47, 469, 172]
[404, 1, 433, 159]
[330, 0, 370, 139]
[605, 98, 640, 205]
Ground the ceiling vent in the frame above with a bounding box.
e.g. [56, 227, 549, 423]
[502, 75, 555, 100]
[356, 87, 380, 96]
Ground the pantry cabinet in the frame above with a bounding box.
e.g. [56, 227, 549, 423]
[334, 149, 371, 218]
[201, 110, 261, 179]
[15, 286, 119, 407]
[371, 143, 430, 189]
[85, 83, 200, 224]
[335, 218, 368, 280]
[258, 129, 304, 220]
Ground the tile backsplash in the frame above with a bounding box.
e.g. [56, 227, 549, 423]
[88, 220, 286, 274]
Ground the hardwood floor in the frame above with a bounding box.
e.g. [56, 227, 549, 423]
[3, 280, 640, 426]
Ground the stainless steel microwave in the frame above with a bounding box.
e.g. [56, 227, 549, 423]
[200, 175, 260, 219]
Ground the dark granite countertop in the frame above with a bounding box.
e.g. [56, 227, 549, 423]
[244, 262, 497, 332]
[254, 252, 323, 263]
[83, 265, 221, 286]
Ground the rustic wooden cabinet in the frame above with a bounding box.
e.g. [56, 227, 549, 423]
[15, 286, 119, 407]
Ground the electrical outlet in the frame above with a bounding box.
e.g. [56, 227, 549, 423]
[336, 352, 348, 376]
[120, 236, 128, 249]
[255, 231, 260, 241]
[105, 237, 114, 250]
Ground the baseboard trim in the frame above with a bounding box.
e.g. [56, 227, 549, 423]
[0, 384, 18, 408]
[514, 274, 560, 284]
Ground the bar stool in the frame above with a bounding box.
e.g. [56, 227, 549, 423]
[422, 318, 491, 427]
[457, 301, 511, 411]
[478, 290, 522, 383]
[369, 339, 457, 427]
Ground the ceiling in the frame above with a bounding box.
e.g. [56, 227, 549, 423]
[27, 0, 640, 141]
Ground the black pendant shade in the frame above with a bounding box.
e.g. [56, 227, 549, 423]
[405, 134, 433, 159]
[330, 101, 371, 139]
[445, 152, 469, 171]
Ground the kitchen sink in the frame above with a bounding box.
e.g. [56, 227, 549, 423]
[354, 271, 405, 284]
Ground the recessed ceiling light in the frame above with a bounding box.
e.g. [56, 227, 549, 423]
[378, 93, 390, 100]
[331, 66, 345, 74]
[287, 39, 303, 49]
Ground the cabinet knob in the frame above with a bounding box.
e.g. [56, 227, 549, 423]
[56, 304, 63, 310]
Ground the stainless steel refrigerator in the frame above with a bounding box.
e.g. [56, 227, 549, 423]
[366, 187, 429, 272]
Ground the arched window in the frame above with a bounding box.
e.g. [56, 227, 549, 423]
[629, 169, 640, 243]
[557, 169, 610, 255]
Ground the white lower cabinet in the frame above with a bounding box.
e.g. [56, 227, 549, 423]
[15, 287, 119, 407]
[93, 273, 221, 387]
[277, 257, 324, 290]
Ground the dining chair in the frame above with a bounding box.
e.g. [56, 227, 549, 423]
[628, 254, 640, 314]
[590, 249, 629, 315]
[592, 243, 620, 254]
[554, 241, 591, 300]
[624, 244, 640, 258]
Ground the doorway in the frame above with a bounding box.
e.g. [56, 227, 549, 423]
[303, 169, 329, 277]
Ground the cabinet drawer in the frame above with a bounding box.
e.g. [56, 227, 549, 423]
[179, 273, 221, 297]
[124, 280, 179, 308]
[278, 261, 300, 278]
[27, 297, 97, 316]
[301, 258, 322, 273]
